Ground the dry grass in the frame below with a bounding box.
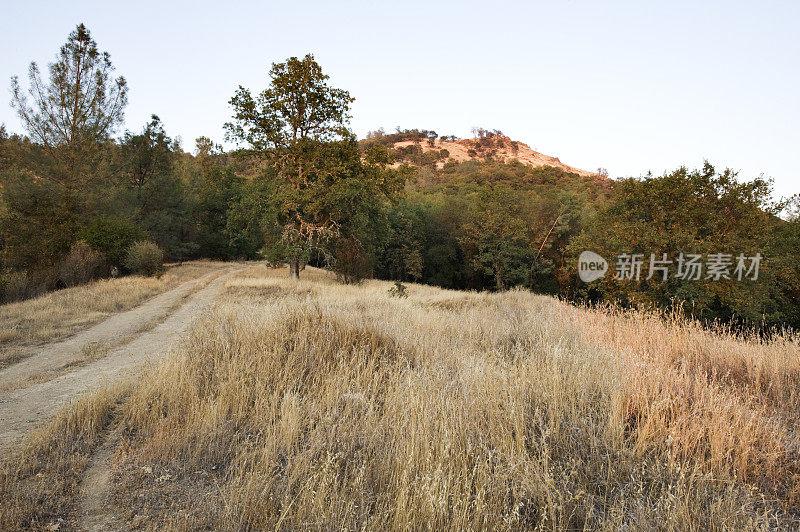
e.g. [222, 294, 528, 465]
[0, 384, 128, 529]
[2, 264, 799, 529]
[0, 261, 225, 366]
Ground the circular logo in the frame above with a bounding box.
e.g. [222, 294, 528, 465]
[578, 251, 608, 283]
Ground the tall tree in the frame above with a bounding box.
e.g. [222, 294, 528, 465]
[4, 24, 127, 268]
[10, 23, 127, 191]
[459, 186, 534, 291]
[225, 54, 355, 279]
[119, 115, 175, 214]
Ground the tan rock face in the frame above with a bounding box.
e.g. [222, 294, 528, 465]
[391, 135, 598, 177]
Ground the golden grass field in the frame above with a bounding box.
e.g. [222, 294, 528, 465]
[1, 265, 799, 530]
[0, 261, 224, 367]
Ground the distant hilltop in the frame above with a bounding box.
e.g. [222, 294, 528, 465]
[360, 128, 602, 178]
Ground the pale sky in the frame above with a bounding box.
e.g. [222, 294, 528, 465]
[2, 0, 798, 199]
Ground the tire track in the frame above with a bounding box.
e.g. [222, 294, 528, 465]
[0, 267, 227, 393]
[0, 266, 241, 452]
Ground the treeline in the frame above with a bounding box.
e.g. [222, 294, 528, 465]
[369, 159, 800, 329]
[374, 160, 601, 291]
[0, 25, 263, 300]
[1, 24, 799, 330]
[0, 116, 259, 301]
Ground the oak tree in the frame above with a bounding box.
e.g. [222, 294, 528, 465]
[225, 54, 355, 279]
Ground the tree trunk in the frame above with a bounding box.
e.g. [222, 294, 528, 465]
[289, 256, 301, 280]
[494, 260, 504, 291]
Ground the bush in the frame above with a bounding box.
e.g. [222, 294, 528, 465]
[388, 281, 408, 298]
[80, 215, 144, 266]
[332, 237, 371, 284]
[0, 269, 32, 304]
[0, 268, 55, 303]
[57, 241, 106, 287]
[124, 241, 164, 277]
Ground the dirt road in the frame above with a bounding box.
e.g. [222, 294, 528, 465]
[0, 265, 241, 452]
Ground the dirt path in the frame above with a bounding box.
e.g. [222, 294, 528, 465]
[77, 426, 125, 531]
[0, 266, 241, 452]
[0, 266, 228, 393]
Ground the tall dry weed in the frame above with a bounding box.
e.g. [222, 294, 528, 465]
[101, 266, 800, 529]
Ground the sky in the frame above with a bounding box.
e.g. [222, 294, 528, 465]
[1, 0, 798, 199]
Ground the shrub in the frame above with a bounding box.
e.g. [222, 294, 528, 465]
[124, 241, 164, 277]
[80, 215, 144, 266]
[332, 237, 371, 284]
[388, 281, 408, 298]
[0, 269, 31, 304]
[0, 268, 56, 303]
[57, 241, 106, 287]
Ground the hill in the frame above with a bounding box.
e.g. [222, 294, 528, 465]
[361, 128, 600, 177]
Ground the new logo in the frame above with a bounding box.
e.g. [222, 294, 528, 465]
[578, 251, 608, 283]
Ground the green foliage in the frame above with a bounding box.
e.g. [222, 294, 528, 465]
[80, 215, 144, 266]
[567, 163, 798, 329]
[363, 143, 394, 166]
[225, 54, 354, 151]
[372, 161, 593, 292]
[1, 25, 796, 330]
[119, 115, 174, 201]
[0, 169, 78, 269]
[225, 55, 397, 280]
[225, 54, 356, 277]
[190, 166, 246, 259]
[138, 177, 195, 261]
[388, 281, 408, 298]
[118, 116, 195, 260]
[765, 197, 800, 326]
[460, 187, 535, 291]
[124, 241, 164, 277]
[2, 24, 127, 274]
[225, 175, 276, 260]
[9, 23, 127, 191]
[382, 203, 425, 282]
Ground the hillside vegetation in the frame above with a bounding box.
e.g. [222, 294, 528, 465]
[2, 265, 798, 529]
[360, 127, 598, 176]
[3, 25, 799, 331]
